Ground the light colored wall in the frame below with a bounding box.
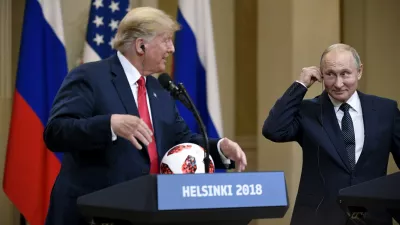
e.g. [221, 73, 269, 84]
[1, 0, 400, 225]
[0, 0, 20, 224]
[234, 0, 258, 171]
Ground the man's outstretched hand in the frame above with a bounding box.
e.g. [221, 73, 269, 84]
[220, 138, 247, 172]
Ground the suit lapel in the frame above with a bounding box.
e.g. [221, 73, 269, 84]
[145, 77, 164, 159]
[355, 91, 377, 169]
[110, 55, 140, 117]
[319, 92, 352, 172]
[109, 55, 150, 161]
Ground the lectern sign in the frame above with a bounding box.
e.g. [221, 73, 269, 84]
[157, 172, 288, 210]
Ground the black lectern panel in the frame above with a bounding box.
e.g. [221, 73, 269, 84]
[77, 172, 289, 225]
[337, 172, 400, 224]
[338, 172, 400, 210]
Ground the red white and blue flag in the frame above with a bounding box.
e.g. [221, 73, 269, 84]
[82, 0, 130, 63]
[2, 0, 67, 224]
[173, 1, 226, 172]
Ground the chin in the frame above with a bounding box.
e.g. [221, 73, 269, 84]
[331, 93, 350, 102]
[158, 65, 166, 72]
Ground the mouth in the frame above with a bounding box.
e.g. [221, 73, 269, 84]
[162, 55, 168, 62]
[333, 90, 346, 95]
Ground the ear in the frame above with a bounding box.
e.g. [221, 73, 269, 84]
[357, 63, 363, 80]
[135, 38, 146, 55]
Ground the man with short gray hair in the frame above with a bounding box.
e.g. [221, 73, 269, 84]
[44, 7, 247, 225]
[262, 43, 400, 225]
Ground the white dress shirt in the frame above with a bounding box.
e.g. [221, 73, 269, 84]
[296, 80, 364, 163]
[112, 51, 231, 165]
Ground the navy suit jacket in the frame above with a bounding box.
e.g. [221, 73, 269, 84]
[262, 82, 400, 225]
[43, 55, 233, 225]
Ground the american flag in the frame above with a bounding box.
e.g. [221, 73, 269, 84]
[82, 0, 130, 62]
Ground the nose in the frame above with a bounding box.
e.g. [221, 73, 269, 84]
[334, 76, 344, 88]
[168, 41, 175, 53]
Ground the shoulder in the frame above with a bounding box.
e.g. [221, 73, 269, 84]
[146, 75, 162, 88]
[65, 56, 114, 82]
[146, 75, 177, 104]
[303, 95, 321, 104]
[146, 75, 171, 96]
[359, 91, 398, 109]
[301, 94, 321, 109]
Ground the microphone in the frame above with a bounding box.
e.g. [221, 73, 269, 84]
[158, 73, 190, 108]
[158, 73, 180, 97]
[158, 73, 211, 173]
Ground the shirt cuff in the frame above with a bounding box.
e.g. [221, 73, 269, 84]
[111, 126, 117, 141]
[295, 80, 308, 88]
[217, 138, 231, 165]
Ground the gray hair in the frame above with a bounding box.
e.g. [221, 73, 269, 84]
[320, 43, 361, 70]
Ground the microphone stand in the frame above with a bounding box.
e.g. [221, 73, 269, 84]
[175, 83, 211, 173]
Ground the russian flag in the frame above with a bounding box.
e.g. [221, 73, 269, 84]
[173, 0, 225, 171]
[2, 0, 67, 224]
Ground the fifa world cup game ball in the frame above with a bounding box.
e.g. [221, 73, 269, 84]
[160, 143, 215, 174]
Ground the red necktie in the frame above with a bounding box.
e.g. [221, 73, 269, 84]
[137, 76, 159, 174]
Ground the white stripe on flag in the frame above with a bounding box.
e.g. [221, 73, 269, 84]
[178, 0, 223, 137]
[37, 0, 65, 45]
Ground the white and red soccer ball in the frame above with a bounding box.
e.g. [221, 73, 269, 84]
[160, 143, 215, 174]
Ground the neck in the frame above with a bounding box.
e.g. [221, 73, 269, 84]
[122, 51, 151, 76]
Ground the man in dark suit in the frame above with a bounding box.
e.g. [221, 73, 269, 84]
[262, 43, 400, 225]
[44, 7, 247, 225]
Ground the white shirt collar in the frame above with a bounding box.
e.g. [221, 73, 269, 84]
[328, 91, 362, 113]
[117, 51, 144, 86]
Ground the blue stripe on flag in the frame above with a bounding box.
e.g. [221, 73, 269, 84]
[174, 7, 226, 173]
[16, 0, 67, 162]
[173, 8, 219, 139]
[16, 0, 68, 128]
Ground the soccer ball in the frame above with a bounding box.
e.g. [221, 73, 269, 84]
[160, 143, 215, 174]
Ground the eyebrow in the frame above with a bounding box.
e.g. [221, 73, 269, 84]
[324, 69, 351, 73]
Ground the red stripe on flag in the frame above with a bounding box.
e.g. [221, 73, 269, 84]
[3, 92, 61, 225]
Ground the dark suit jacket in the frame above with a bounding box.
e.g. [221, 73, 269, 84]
[43, 55, 234, 225]
[262, 82, 400, 225]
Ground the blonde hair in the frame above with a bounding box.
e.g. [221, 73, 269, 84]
[113, 7, 180, 53]
[320, 43, 361, 70]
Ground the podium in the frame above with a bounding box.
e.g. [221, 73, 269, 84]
[77, 171, 289, 225]
[337, 171, 400, 223]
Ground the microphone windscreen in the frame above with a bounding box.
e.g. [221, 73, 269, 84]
[158, 73, 172, 90]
